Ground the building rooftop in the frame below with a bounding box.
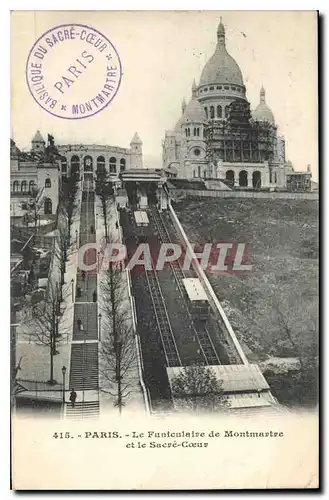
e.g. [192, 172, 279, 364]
[166, 364, 270, 394]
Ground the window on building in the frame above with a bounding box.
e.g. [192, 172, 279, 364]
[109, 157, 117, 173]
[210, 106, 215, 119]
[84, 156, 93, 172]
[21, 181, 27, 193]
[45, 178, 51, 188]
[120, 158, 126, 172]
[194, 148, 201, 156]
[29, 180, 36, 192]
[13, 181, 19, 192]
[217, 105, 222, 118]
[225, 106, 230, 118]
[204, 107, 208, 119]
[71, 155, 80, 175]
[61, 160, 67, 172]
[274, 172, 278, 183]
[193, 170, 196, 178]
[198, 166, 201, 177]
[44, 198, 52, 215]
[22, 203, 28, 211]
[96, 156, 106, 173]
[210, 86, 214, 90]
[203, 170, 207, 178]
[224, 86, 229, 90]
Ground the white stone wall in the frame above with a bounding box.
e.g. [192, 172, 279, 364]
[37, 166, 60, 215]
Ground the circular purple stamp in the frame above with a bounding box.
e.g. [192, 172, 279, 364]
[26, 24, 122, 120]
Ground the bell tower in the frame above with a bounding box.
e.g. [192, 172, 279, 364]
[130, 132, 143, 169]
[31, 130, 45, 153]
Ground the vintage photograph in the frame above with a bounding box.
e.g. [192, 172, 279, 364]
[10, 10, 319, 489]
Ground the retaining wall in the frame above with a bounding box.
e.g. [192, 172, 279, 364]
[171, 189, 319, 201]
[168, 202, 248, 365]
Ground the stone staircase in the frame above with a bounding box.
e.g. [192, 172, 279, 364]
[69, 342, 99, 391]
[65, 400, 100, 420]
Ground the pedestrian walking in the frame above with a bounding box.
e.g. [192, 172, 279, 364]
[76, 286, 81, 298]
[92, 290, 97, 302]
[69, 388, 77, 408]
[77, 319, 83, 331]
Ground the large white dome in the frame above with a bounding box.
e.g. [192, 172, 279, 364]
[199, 21, 244, 87]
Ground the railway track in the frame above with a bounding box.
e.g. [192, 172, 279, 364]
[144, 267, 182, 367]
[150, 208, 220, 366]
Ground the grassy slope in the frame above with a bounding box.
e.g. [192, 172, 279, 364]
[174, 198, 319, 365]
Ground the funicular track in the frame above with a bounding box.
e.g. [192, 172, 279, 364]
[149, 208, 220, 366]
[144, 267, 182, 368]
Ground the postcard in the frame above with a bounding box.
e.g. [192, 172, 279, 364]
[10, 10, 319, 490]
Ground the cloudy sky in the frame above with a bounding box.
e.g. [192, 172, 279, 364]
[11, 10, 318, 180]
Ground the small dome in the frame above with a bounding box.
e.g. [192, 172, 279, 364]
[199, 20, 244, 87]
[174, 115, 184, 132]
[32, 130, 45, 143]
[131, 132, 142, 145]
[182, 80, 206, 123]
[252, 87, 275, 124]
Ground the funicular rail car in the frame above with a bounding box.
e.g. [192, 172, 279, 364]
[182, 277, 210, 321]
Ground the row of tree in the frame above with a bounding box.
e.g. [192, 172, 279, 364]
[18, 168, 80, 386]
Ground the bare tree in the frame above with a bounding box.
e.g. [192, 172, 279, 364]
[26, 280, 68, 384]
[21, 186, 45, 231]
[170, 365, 229, 413]
[59, 169, 79, 244]
[95, 168, 114, 242]
[53, 221, 69, 298]
[99, 262, 137, 413]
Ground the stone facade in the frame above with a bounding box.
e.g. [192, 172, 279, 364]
[10, 133, 60, 218]
[57, 132, 143, 178]
[162, 20, 311, 190]
[10, 131, 144, 218]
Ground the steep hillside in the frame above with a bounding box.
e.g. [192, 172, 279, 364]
[175, 197, 319, 406]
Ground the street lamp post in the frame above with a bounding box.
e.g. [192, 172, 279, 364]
[75, 229, 78, 247]
[71, 278, 74, 302]
[62, 365, 66, 404]
[98, 313, 102, 341]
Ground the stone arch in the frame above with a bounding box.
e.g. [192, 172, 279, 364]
[61, 158, 67, 173]
[44, 198, 52, 214]
[109, 157, 117, 173]
[84, 155, 93, 172]
[252, 170, 262, 188]
[239, 170, 248, 187]
[210, 106, 215, 119]
[29, 180, 36, 192]
[120, 158, 126, 172]
[217, 105, 222, 118]
[225, 170, 235, 186]
[96, 155, 106, 173]
[21, 181, 27, 193]
[71, 155, 80, 175]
